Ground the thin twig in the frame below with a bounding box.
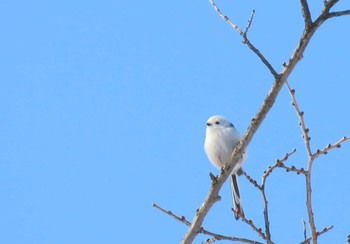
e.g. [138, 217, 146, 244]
[242, 170, 261, 190]
[209, 0, 279, 79]
[327, 10, 350, 18]
[262, 148, 297, 243]
[243, 9, 255, 40]
[153, 203, 191, 226]
[285, 81, 312, 157]
[305, 170, 316, 243]
[285, 81, 317, 242]
[260, 189, 271, 243]
[302, 220, 309, 244]
[278, 163, 306, 175]
[209, 0, 241, 34]
[241, 171, 271, 243]
[313, 136, 350, 159]
[262, 149, 299, 185]
[241, 149, 297, 244]
[299, 225, 334, 244]
[241, 171, 272, 243]
[238, 213, 270, 243]
[152, 203, 262, 244]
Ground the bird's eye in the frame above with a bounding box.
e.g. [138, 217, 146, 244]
[215, 121, 220, 125]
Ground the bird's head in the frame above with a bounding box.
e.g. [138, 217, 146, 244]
[206, 115, 234, 130]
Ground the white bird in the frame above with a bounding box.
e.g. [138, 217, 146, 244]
[204, 115, 246, 220]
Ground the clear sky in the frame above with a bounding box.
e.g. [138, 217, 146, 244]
[1, 1, 349, 243]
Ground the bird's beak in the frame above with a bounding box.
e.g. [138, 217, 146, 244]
[206, 123, 212, 126]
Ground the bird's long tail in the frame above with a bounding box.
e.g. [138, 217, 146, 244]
[230, 173, 244, 220]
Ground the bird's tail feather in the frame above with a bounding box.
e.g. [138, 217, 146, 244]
[230, 173, 244, 220]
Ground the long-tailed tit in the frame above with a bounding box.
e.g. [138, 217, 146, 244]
[204, 115, 246, 220]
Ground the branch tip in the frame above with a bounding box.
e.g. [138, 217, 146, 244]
[209, 172, 217, 183]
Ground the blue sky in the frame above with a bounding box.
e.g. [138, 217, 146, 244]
[0, 1, 349, 243]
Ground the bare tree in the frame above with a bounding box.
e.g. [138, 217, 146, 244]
[153, 1, 350, 243]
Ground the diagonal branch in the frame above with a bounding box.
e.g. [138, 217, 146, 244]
[152, 203, 262, 244]
[243, 9, 255, 40]
[153, 203, 191, 226]
[324, 0, 340, 11]
[327, 10, 350, 18]
[262, 148, 299, 186]
[314, 0, 350, 25]
[313, 136, 350, 159]
[300, 0, 313, 28]
[299, 225, 334, 244]
[285, 81, 312, 157]
[209, 0, 279, 79]
[242, 170, 261, 190]
[239, 214, 269, 243]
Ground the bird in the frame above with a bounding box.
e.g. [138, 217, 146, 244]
[204, 115, 246, 220]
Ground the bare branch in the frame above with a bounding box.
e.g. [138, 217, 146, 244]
[299, 225, 334, 244]
[282, 164, 306, 175]
[153, 203, 191, 226]
[262, 148, 297, 242]
[324, 0, 340, 11]
[243, 9, 255, 39]
[305, 167, 316, 242]
[285, 81, 312, 157]
[260, 190, 271, 243]
[152, 203, 262, 244]
[209, 0, 279, 79]
[209, 0, 242, 34]
[313, 136, 350, 159]
[327, 10, 350, 18]
[245, 40, 279, 79]
[238, 213, 270, 243]
[242, 171, 270, 242]
[302, 220, 308, 244]
[286, 81, 318, 242]
[262, 148, 299, 186]
[286, 80, 349, 243]
[241, 149, 297, 243]
[242, 170, 261, 190]
[300, 0, 313, 28]
[314, 0, 349, 25]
